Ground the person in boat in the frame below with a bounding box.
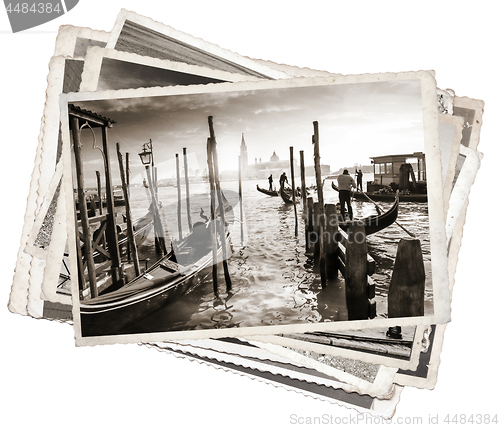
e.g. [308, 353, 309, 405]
[337, 169, 356, 220]
[279, 172, 288, 189]
[268, 174, 274, 191]
[355, 168, 363, 191]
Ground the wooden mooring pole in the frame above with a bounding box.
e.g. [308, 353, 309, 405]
[325, 203, 339, 279]
[299, 150, 307, 208]
[70, 116, 98, 298]
[101, 126, 123, 288]
[125, 152, 130, 193]
[313, 202, 320, 261]
[208, 116, 232, 292]
[125, 152, 131, 260]
[305, 197, 314, 254]
[183, 147, 193, 233]
[388, 238, 425, 318]
[238, 155, 244, 245]
[175, 153, 183, 240]
[145, 165, 167, 256]
[95, 171, 103, 215]
[206, 137, 219, 297]
[117, 143, 140, 277]
[312, 121, 326, 287]
[345, 221, 369, 320]
[290, 146, 298, 237]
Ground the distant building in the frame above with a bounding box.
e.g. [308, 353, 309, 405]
[245, 151, 297, 180]
[239, 133, 248, 172]
[235, 135, 330, 181]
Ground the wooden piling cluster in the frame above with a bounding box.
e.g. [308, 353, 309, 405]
[116, 143, 140, 277]
[303, 120, 376, 320]
[207, 116, 232, 296]
[337, 223, 377, 320]
[70, 103, 176, 300]
[69, 105, 124, 299]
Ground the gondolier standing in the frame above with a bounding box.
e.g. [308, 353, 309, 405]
[355, 168, 363, 191]
[279, 172, 288, 189]
[337, 169, 356, 220]
[268, 174, 274, 191]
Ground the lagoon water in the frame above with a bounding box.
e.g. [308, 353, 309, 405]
[117, 175, 431, 334]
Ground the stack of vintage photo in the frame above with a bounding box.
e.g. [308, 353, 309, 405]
[7, 9, 484, 417]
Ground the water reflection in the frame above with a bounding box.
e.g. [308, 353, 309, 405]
[119, 178, 432, 333]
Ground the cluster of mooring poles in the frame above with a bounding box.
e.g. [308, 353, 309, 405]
[69, 104, 124, 299]
[139, 139, 167, 258]
[206, 116, 232, 297]
[288, 121, 426, 323]
[70, 102, 169, 299]
[71, 104, 425, 327]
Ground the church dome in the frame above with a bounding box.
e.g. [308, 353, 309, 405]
[270, 151, 279, 162]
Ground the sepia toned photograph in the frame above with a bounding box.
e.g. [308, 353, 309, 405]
[61, 72, 449, 345]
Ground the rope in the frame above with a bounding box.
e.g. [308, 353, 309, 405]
[361, 190, 415, 238]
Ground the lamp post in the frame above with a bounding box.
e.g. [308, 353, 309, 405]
[138, 140, 166, 256]
[139, 139, 154, 167]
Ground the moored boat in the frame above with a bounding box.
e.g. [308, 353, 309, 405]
[332, 182, 426, 203]
[365, 152, 427, 202]
[80, 205, 235, 336]
[279, 184, 300, 204]
[256, 184, 278, 197]
[337, 192, 399, 235]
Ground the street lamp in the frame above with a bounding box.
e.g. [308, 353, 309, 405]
[138, 139, 154, 166]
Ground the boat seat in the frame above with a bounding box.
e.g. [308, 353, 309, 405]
[159, 259, 180, 273]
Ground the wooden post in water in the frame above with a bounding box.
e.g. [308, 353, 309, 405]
[313, 202, 320, 261]
[145, 165, 167, 256]
[125, 152, 130, 193]
[305, 197, 314, 254]
[183, 147, 192, 233]
[238, 155, 244, 245]
[289, 146, 298, 237]
[325, 203, 339, 279]
[175, 153, 183, 240]
[206, 137, 219, 297]
[312, 121, 326, 287]
[345, 221, 369, 320]
[312, 122, 324, 208]
[300, 150, 307, 207]
[70, 116, 98, 298]
[153, 163, 158, 199]
[208, 116, 232, 292]
[95, 171, 103, 215]
[125, 152, 131, 261]
[117, 143, 140, 277]
[101, 126, 123, 288]
[388, 238, 425, 318]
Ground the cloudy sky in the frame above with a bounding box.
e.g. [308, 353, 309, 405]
[97, 58, 225, 91]
[72, 78, 425, 185]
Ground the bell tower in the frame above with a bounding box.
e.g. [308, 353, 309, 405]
[240, 133, 248, 170]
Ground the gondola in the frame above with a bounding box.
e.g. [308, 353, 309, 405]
[331, 186, 399, 235]
[331, 182, 427, 203]
[80, 203, 235, 337]
[256, 184, 278, 197]
[341, 193, 399, 235]
[279, 184, 300, 204]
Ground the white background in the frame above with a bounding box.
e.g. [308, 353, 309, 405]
[1, 1, 498, 427]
